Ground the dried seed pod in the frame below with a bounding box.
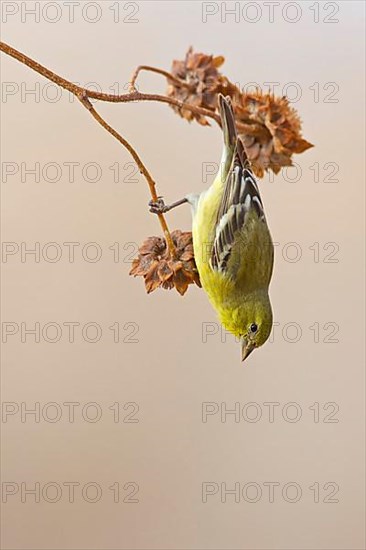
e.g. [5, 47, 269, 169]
[167, 47, 236, 125]
[167, 48, 313, 176]
[129, 230, 201, 295]
[232, 90, 313, 177]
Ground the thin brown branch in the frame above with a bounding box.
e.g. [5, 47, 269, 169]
[0, 41, 222, 127]
[76, 94, 177, 258]
[0, 40, 82, 96]
[129, 64, 193, 93]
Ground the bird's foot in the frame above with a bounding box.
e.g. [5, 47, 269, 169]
[149, 198, 170, 214]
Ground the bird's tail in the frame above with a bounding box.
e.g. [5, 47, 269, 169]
[217, 95, 237, 183]
[217, 94, 249, 180]
[218, 94, 237, 151]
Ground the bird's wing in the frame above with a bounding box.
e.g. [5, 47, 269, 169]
[211, 139, 266, 273]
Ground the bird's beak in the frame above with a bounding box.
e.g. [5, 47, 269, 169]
[241, 338, 256, 362]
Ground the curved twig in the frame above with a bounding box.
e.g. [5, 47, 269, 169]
[129, 64, 193, 93]
[77, 93, 177, 257]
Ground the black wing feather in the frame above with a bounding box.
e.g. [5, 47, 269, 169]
[211, 142, 266, 272]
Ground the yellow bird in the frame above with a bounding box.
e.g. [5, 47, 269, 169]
[150, 94, 274, 361]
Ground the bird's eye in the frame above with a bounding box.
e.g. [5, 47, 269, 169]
[250, 323, 258, 333]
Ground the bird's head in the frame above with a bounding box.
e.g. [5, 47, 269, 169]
[219, 290, 273, 362]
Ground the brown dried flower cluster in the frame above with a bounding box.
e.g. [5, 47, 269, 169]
[167, 46, 237, 126]
[234, 91, 313, 177]
[167, 47, 313, 177]
[129, 230, 201, 295]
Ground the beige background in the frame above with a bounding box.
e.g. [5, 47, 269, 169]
[1, 1, 365, 549]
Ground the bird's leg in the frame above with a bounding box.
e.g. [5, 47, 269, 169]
[149, 197, 188, 214]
